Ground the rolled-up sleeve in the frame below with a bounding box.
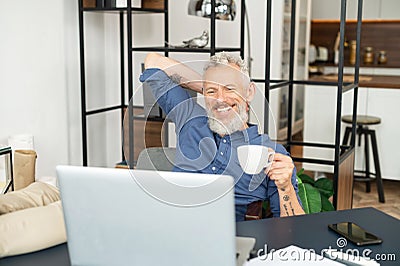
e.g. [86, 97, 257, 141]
[140, 68, 204, 130]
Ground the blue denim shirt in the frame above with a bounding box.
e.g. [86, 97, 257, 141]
[140, 68, 300, 221]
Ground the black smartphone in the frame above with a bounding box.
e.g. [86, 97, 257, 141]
[328, 222, 383, 246]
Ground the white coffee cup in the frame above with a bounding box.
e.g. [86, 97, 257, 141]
[237, 145, 275, 174]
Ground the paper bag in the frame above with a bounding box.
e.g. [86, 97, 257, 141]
[13, 150, 37, 190]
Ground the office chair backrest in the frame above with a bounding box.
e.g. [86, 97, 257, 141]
[136, 147, 176, 171]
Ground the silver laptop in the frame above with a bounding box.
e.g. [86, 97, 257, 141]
[57, 165, 236, 266]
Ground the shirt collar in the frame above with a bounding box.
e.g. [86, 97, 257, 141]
[213, 123, 260, 142]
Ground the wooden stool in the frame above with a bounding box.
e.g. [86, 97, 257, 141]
[341, 115, 385, 203]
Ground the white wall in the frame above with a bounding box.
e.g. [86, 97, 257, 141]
[0, 0, 70, 179]
[63, 0, 82, 168]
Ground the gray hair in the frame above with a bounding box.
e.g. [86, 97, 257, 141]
[203, 52, 249, 77]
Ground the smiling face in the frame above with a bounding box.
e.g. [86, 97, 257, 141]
[203, 63, 255, 135]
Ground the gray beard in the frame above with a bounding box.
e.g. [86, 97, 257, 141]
[207, 103, 248, 135]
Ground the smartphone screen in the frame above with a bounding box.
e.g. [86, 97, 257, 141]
[328, 222, 383, 246]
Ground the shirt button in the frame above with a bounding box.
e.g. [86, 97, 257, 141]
[212, 166, 216, 171]
[223, 139, 227, 143]
[220, 152, 224, 156]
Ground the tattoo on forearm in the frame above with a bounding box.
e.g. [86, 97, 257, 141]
[283, 195, 289, 201]
[283, 204, 290, 216]
[289, 202, 295, 215]
[170, 74, 182, 84]
[282, 196, 295, 215]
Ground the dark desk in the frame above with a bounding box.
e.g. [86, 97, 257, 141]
[237, 207, 400, 265]
[2, 207, 399, 266]
[1, 243, 70, 266]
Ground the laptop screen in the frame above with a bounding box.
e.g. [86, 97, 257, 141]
[57, 166, 236, 266]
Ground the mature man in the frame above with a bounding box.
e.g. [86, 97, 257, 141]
[140, 52, 304, 221]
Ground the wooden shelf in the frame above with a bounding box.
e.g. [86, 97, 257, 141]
[131, 46, 241, 53]
[82, 7, 165, 13]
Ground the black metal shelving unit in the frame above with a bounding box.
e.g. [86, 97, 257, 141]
[257, 0, 362, 209]
[78, 0, 245, 168]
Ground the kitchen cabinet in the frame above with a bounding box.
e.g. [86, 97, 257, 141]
[303, 80, 400, 181]
[366, 88, 400, 180]
[346, 0, 379, 19]
[380, 0, 400, 19]
[312, 0, 400, 20]
[303, 85, 367, 173]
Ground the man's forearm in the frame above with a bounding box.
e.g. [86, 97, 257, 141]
[144, 52, 203, 93]
[278, 186, 305, 217]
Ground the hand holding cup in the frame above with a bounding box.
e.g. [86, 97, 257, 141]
[265, 153, 295, 191]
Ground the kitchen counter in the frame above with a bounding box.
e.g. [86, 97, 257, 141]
[308, 74, 400, 89]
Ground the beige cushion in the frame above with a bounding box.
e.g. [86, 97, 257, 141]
[0, 201, 67, 258]
[0, 182, 60, 215]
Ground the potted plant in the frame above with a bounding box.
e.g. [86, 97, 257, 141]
[296, 168, 335, 214]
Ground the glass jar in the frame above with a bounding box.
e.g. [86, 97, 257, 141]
[363, 47, 374, 64]
[349, 40, 357, 65]
[378, 50, 387, 64]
